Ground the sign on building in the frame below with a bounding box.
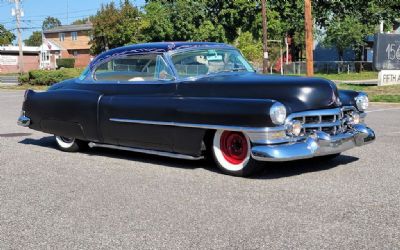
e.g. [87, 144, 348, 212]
[373, 33, 400, 86]
[0, 55, 18, 66]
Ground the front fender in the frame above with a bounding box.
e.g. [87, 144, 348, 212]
[339, 89, 360, 107]
[174, 97, 277, 127]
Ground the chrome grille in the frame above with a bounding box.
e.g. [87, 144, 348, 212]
[287, 108, 345, 136]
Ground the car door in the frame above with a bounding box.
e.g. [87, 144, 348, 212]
[94, 53, 178, 152]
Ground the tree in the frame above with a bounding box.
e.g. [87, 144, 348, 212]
[42, 16, 61, 30]
[142, 1, 174, 42]
[24, 31, 42, 46]
[322, 16, 366, 61]
[90, 0, 142, 54]
[0, 24, 15, 45]
[72, 17, 92, 25]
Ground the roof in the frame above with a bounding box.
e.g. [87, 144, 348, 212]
[43, 23, 93, 34]
[0, 45, 40, 53]
[90, 42, 234, 69]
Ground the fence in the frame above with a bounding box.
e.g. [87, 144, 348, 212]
[265, 61, 374, 75]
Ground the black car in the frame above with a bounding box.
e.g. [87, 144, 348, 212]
[18, 42, 375, 176]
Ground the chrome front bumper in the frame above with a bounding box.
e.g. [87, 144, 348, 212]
[251, 124, 375, 162]
[17, 112, 31, 127]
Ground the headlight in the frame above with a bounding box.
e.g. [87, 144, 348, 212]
[270, 102, 287, 125]
[355, 94, 369, 111]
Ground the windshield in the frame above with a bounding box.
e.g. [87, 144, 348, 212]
[171, 48, 254, 78]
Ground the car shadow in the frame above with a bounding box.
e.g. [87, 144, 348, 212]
[19, 136, 359, 178]
[254, 155, 359, 179]
[18, 136, 210, 171]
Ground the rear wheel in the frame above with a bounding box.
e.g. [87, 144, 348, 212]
[55, 136, 88, 152]
[211, 130, 263, 177]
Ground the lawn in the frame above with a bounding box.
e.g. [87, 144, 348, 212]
[338, 84, 400, 103]
[290, 71, 378, 81]
[315, 71, 378, 81]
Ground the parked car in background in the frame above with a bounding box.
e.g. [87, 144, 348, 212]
[18, 42, 375, 176]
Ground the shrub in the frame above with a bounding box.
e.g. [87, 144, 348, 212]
[23, 68, 84, 86]
[18, 73, 30, 85]
[56, 58, 75, 68]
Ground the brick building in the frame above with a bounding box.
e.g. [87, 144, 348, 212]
[0, 46, 40, 74]
[42, 23, 94, 69]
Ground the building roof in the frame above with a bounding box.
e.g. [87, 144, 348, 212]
[0, 45, 40, 53]
[43, 23, 93, 34]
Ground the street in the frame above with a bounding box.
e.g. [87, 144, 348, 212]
[1, 90, 399, 249]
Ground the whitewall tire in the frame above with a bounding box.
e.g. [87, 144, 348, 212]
[212, 130, 263, 176]
[55, 136, 87, 152]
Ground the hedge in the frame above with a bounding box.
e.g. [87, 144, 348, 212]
[18, 68, 84, 86]
[56, 58, 75, 68]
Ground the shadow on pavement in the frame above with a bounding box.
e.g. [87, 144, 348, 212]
[19, 136, 359, 178]
[255, 155, 359, 179]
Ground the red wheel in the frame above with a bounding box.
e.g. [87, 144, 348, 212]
[212, 130, 263, 176]
[220, 131, 249, 164]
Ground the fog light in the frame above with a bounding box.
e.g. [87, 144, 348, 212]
[351, 112, 360, 124]
[287, 120, 302, 136]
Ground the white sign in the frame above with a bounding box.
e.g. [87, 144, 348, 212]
[378, 70, 400, 86]
[0, 55, 18, 66]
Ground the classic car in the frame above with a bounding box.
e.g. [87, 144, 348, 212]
[18, 42, 375, 176]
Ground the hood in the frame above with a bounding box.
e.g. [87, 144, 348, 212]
[180, 73, 341, 113]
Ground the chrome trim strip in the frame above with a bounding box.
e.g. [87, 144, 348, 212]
[88, 142, 204, 160]
[301, 121, 341, 128]
[109, 118, 285, 132]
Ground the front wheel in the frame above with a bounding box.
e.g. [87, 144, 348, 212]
[211, 130, 263, 177]
[55, 136, 88, 152]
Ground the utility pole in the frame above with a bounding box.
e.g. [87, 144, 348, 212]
[261, 0, 268, 74]
[11, 0, 24, 73]
[304, 0, 314, 76]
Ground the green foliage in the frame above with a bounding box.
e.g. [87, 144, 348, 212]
[235, 32, 262, 66]
[21, 69, 84, 86]
[0, 24, 16, 45]
[72, 17, 92, 25]
[90, 0, 142, 54]
[18, 73, 30, 85]
[56, 58, 76, 68]
[322, 16, 367, 61]
[24, 31, 42, 46]
[42, 16, 61, 30]
[87, 0, 400, 64]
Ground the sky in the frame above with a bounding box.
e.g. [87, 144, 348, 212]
[0, 0, 145, 43]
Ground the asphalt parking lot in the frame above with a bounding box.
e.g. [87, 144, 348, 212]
[0, 90, 399, 249]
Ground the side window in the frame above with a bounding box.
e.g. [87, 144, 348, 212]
[93, 54, 174, 82]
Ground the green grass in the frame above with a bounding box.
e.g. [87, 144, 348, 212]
[289, 71, 378, 81]
[314, 71, 378, 81]
[338, 84, 400, 103]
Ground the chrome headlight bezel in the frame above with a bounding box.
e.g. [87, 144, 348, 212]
[270, 102, 287, 125]
[355, 93, 369, 111]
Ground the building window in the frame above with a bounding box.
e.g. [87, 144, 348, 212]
[71, 32, 78, 41]
[73, 51, 79, 57]
[59, 33, 65, 42]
